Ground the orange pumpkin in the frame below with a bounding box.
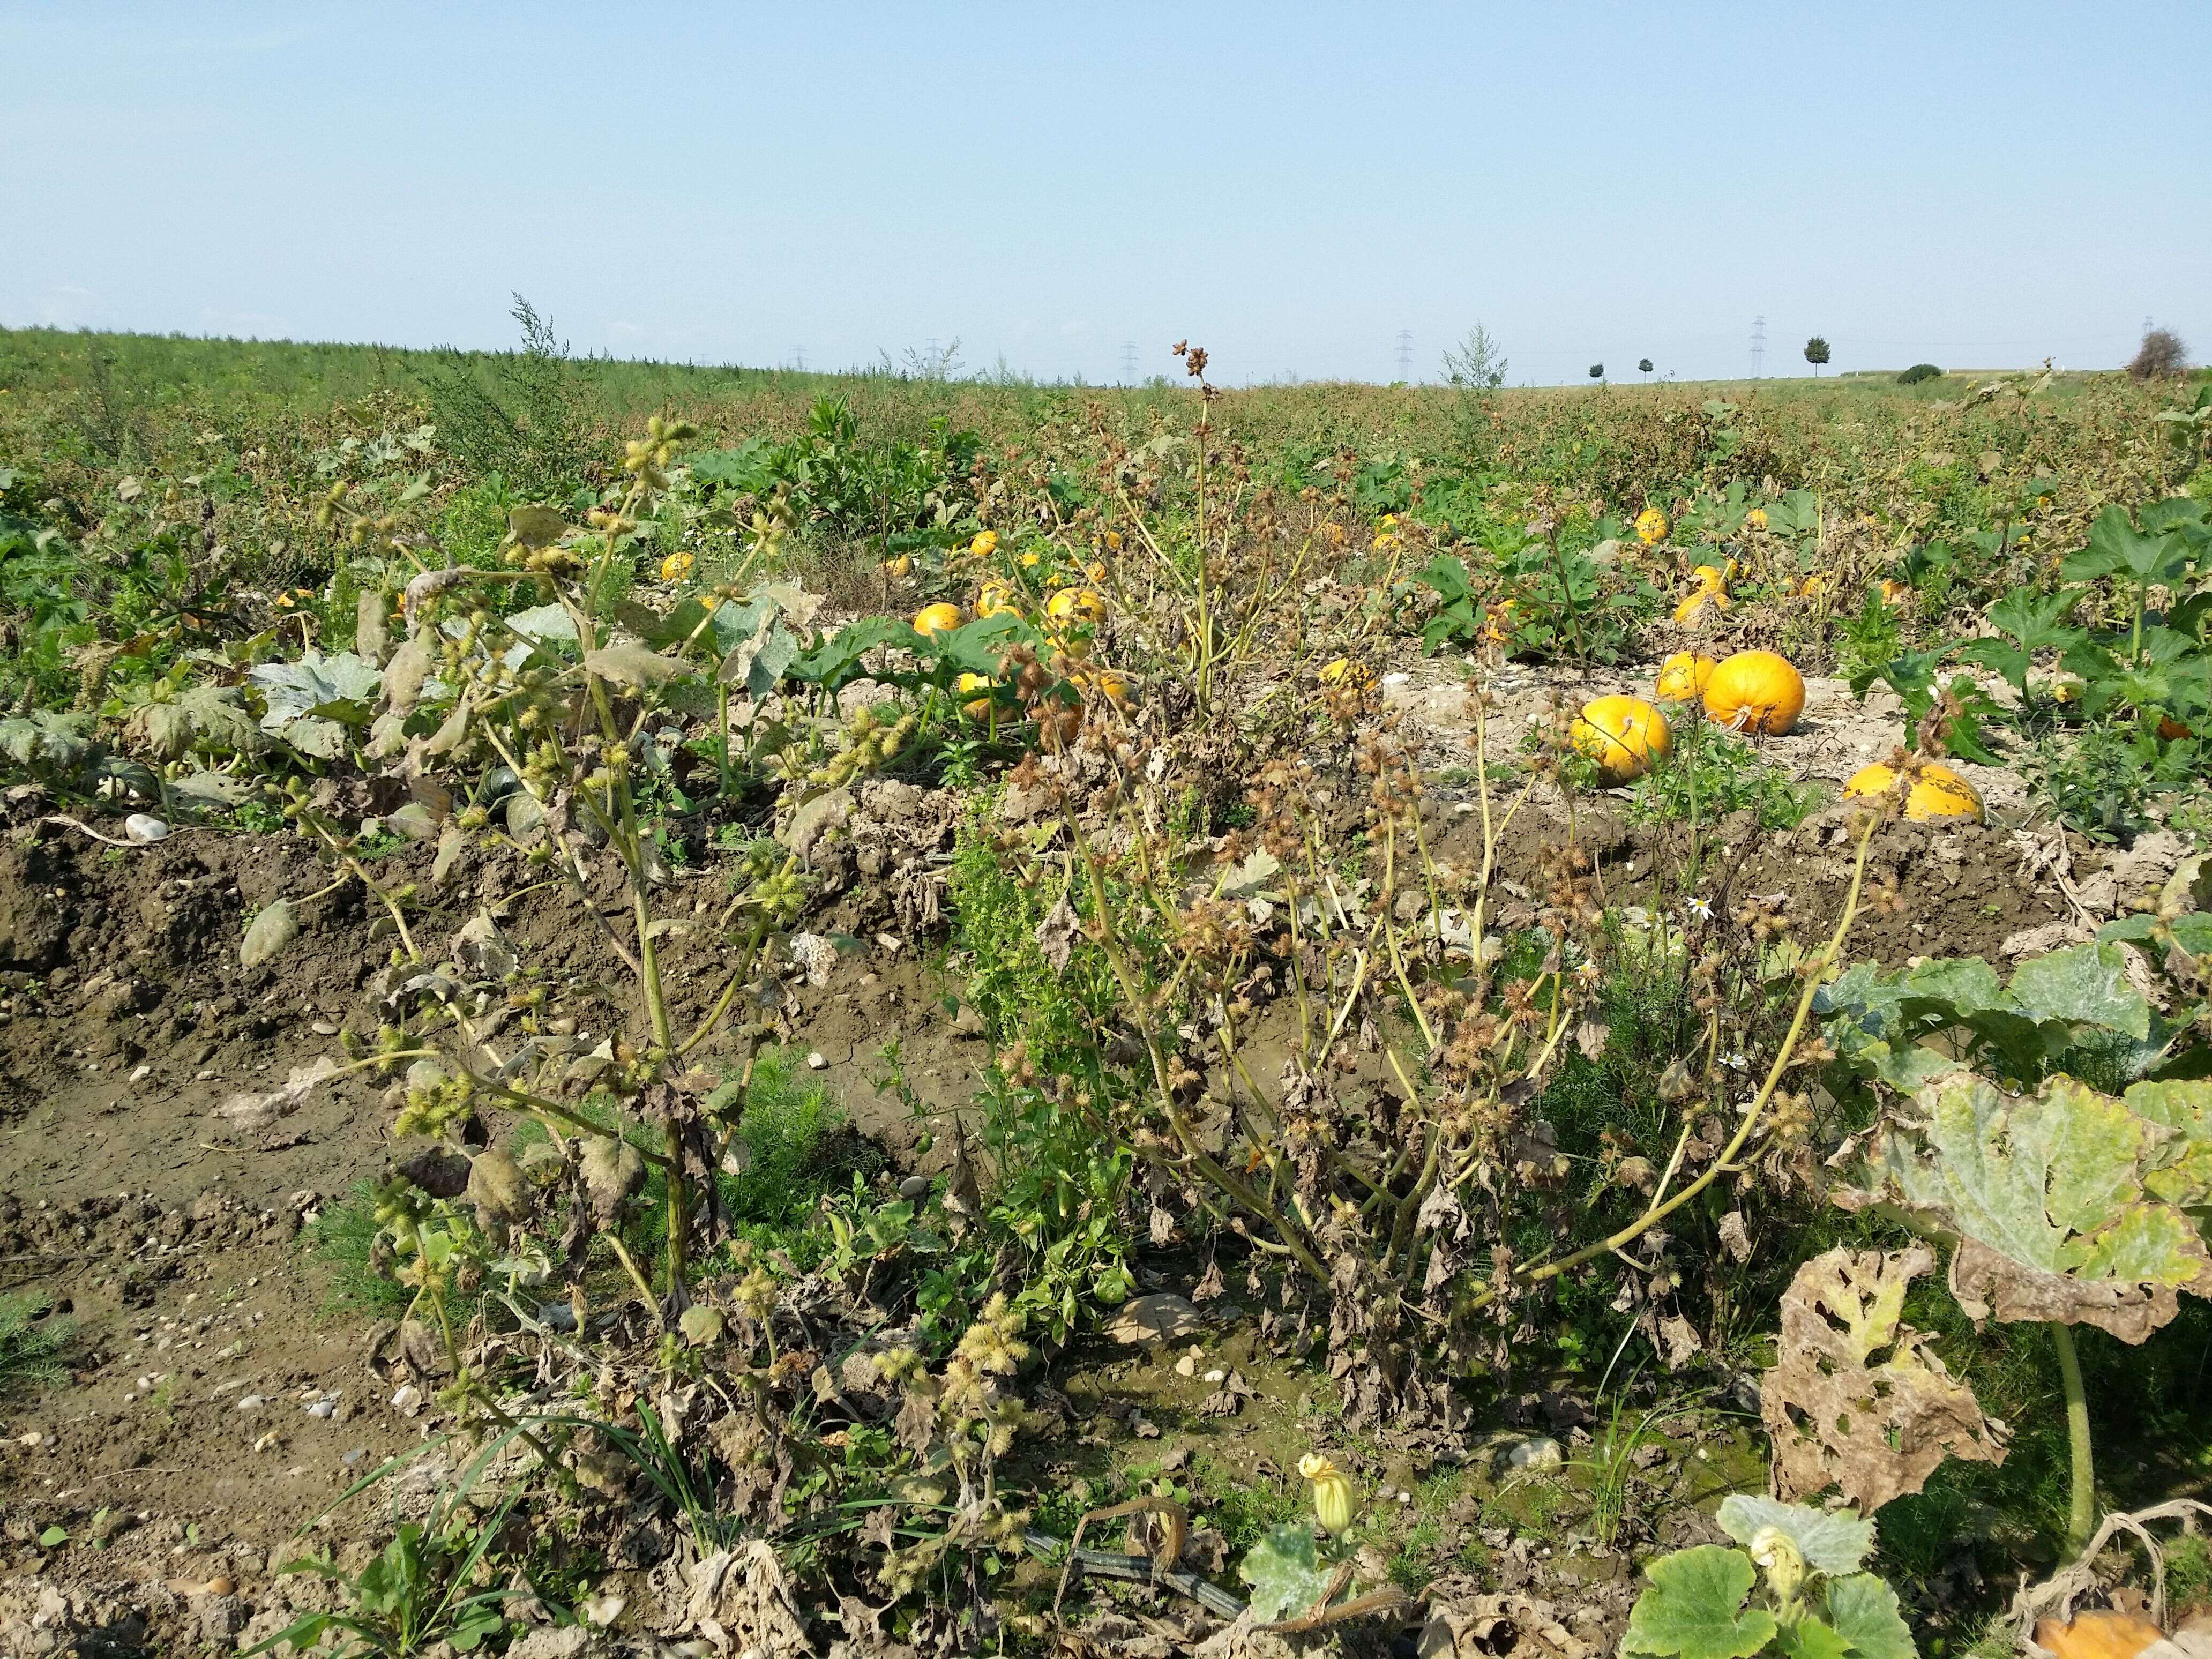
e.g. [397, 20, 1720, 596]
[1703, 651, 1806, 735]
[1843, 760, 1982, 822]
[911, 602, 963, 638]
[1654, 652, 1718, 702]
[1571, 695, 1673, 783]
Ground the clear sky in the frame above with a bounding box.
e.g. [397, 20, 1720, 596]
[5, 3, 2206, 386]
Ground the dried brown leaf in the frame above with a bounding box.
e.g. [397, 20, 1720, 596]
[1764, 1245, 2006, 1512]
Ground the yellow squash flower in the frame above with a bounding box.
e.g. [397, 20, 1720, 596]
[1298, 1453, 1357, 1535]
[1746, 507, 1768, 530]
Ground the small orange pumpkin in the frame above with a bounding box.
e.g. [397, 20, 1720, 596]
[1654, 652, 1718, 702]
[1572, 695, 1673, 783]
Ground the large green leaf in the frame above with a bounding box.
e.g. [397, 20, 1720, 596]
[1716, 1497, 1874, 1578]
[2009, 944, 2150, 1040]
[1839, 1070, 2212, 1341]
[1819, 1574, 1916, 1659]
[0, 711, 95, 771]
[1236, 1523, 1331, 1624]
[1624, 1547, 1778, 1659]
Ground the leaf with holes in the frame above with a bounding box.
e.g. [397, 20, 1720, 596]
[1762, 1247, 2005, 1512]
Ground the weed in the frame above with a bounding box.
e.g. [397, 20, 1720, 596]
[0, 1291, 71, 1395]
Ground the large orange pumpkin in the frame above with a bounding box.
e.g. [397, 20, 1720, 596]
[1572, 695, 1673, 783]
[1843, 759, 1982, 821]
[1703, 651, 1806, 735]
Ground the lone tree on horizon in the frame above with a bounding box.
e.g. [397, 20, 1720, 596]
[1805, 336, 1831, 376]
[1639, 357, 1654, 379]
[1589, 362, 1605, 383]
[2129, 327, 2188, 380]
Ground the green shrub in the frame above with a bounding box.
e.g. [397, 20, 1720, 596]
[1897, 363, 1942, 385]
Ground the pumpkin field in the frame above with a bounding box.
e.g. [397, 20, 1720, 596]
[2, 324, 2211, 1658]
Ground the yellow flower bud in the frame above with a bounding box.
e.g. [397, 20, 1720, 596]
[1298, 1453, 1357, 1534]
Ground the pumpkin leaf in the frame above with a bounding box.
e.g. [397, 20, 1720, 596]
[1716, 1496, 1876, 1578]
[1775, 1617, 1851, 1659]
[2124, 1079, 2212, 1210]
[2008, 944, 2150, 1040]
[1236, 1523, 1331, 1624]
[583, 639, 686, 689]
[1836, 1070, 2212, 1341]
[1820, 1575, 1916, 1659]
[1623, 1546, 1778, 1659]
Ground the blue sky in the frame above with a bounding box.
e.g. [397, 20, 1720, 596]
[5, 3, 2205, 385]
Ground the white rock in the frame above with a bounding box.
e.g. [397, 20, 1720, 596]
[124, 813, 169, 843]
[806, 1051, 828, 1070]
[1505, 1436, 1564, 1472]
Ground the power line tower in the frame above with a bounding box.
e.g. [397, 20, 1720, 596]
[1394, 329, 1414, 381]
[1750, 315, 1766, 379]
[790, 345, 806, 372]
[1120, 340, 1139, 380]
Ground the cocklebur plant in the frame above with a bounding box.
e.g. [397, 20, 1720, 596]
[980, 621, 1883, 1425]
[309, 415, 925, 1382]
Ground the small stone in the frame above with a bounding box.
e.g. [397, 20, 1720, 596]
[898, 1176, 930, 1201]
[130, 1064, 151, 1083]
[1104, 1294, 1205, 1346]
[124, 813, 170, 843]
[805, 1051, 827, 1070]
[1505, 1436, 1564, 1472]
[235, 1394, 265, 1411]
[1174, 1352, 1198, 1377]
[1203, 1368, 1226, 1384]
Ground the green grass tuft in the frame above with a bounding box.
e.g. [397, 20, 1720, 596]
[0, 1290, 73, 1396]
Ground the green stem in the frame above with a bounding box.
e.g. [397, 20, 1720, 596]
[2052, 1320, 2095, 1555]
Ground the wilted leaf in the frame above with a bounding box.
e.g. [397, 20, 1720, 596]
[1237, 1523, 1332, 1625]
[128, 685, 260, 761]
[1716, 1496, 1876, 1578]
[1837, 1070, 2212, 1342]
[1623, 1546, 1777, 1659]
[1763, 1246, 2005, 1512]
[1036, 892, 1080, 973]
[168, 768, 250, 812]
[584, 639, 686, 689]
[0, 711, 95, 770]
[507, 505, 569, 549]
[211, 1056, 338, 1135]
